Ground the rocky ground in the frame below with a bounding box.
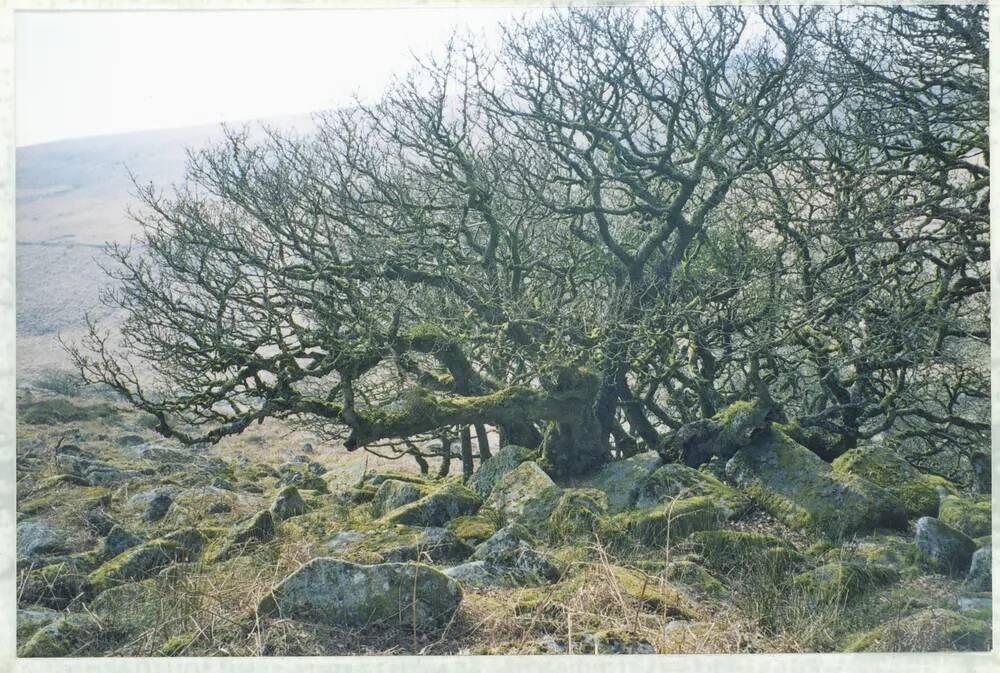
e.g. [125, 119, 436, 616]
[15, 390, 993, 656]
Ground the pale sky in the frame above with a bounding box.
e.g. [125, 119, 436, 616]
[15, 8, 530, 147]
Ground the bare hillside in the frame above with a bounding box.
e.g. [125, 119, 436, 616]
[16, 116, 313, 382]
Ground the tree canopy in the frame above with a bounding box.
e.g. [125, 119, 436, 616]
[70, 5, 989, 487]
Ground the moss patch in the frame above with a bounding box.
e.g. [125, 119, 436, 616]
[938, 495, 991, 538]
[831, 445, 951, 518]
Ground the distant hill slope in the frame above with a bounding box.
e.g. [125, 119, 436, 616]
[16, 115, 315, 382]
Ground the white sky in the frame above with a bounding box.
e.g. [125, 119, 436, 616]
[15, 8, 530, 147]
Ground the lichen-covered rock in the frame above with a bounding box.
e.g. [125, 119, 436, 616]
[573, 451, 663, 513]
[209, 510, 276, 562]
[547, 489, 608, 542]
[471, 525, 561, 584]
[270, 485, 308, 522]
[468, 445, 537, 498]
[258, 558, 461, 630]
[965, 546, 991, 592]
[688, 530, 804, 577]
[126, 488, 176, 522]
[938, 495, 991, 539]
[600, 496, 728, 549]
[725, 429, 908, 537]
[485, 461, 562, 529]
[371, 479, 428, 518]
[101, 525, 143, 559]
[16, 607, 60, 641]
[915, 516, 976, 576]
[17, 614, 99, 657]
[382, 480, 480, 527]
[634, 463, 750, 519]
[831, 445, 955, 518]
[845, 608, 991, 652]
[162, 527, 208, 559]
[792, 561, 899, 601]
[17, 521, 67, 560]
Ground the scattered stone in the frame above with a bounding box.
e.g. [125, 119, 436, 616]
[573, 451, 663, 513]
[81, 510, 117, 536]
[258, 558, 462, 630]
[55, 454, 141, 486]
[17, 521, 67, 560]
[547, 488, 608, 542]
[956, 592, 991, 614]
[124, 443, 192, 463]
[89, 540, 185, 591]
[485, 461, 562, 528]
[16, 607, 60, 640]
[238, 482, 264, 494]
[270, 485, 308, 521]
[101, 525, 143, 559]
[207, 501, 232, 515]
[724, 429, 908, 537]
[115, 434, 145, 447]
[383, 481, 480, 527]
[965, 546, 991, 592]
[211, 477, 236, 491]
[468, 445, 537, 498]
[18, 557, 96, 609]
[446, 515, 498, 546]
[210, 510, 276, 562]
[142, 492, 173, 522]
[915, 517, 976, 576]
[471, 525, 560, 584]
[381, 527, 474, 564]
[17, 614, 99, 657]
[371, 479, 427, 518]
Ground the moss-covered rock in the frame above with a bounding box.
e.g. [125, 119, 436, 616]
[485, 460, 562, 529]
[547, 488, 608, 543]
[915, 516, 976, 576]
[382, 480, 480, 527]
[844, 608, 991, 652]
[89, 539, 185, 591]
[836, 534, 917, 572]
[725, 429, 908, 537]
[831, 445, 954, 518]
[269, 485, 309, 522]
[572, 451, 663, 513]
[792, 561, 899, 601]
[607, 566, 695, 617]
[665, 560, 728, 598]
[635, 463, 750, 519]
[18, 555, 97, 609]
[155, 633, 195, 656]
[209, 510, 276, 562]
[688, 530, 804, 577]
[468, 445, 538, 498]
[599, 496, 728, 549]
[16, 607, 60, 641]
[938, 495, 991, 538]
[371, 479, 429, 518]
[17, 614, 100, 657]
[258, 558, 462, 630]
[446, 515, 498, 546]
